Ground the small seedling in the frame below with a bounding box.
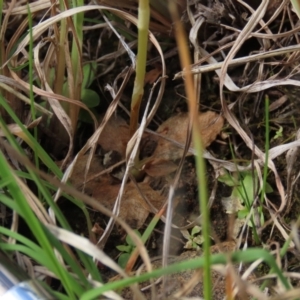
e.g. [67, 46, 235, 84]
[181, 225, 204, 251]
[116, 230, 142, 268]
[273, 125, 283, 140]
[36, 62, 100, 124]
[219, 170, 273, 227]
[77, 62, 100, 123]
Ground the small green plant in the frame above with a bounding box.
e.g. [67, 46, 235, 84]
[219, 170, 273, 227]
[37, 62, 100, 124]
[70, 62, 100, 124]
[181, 225, 203, 250]
[116, 230, 142, 268]
[272, 125, 283, 140]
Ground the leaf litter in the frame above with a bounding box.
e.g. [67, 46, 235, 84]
[71, 110, 223, 230]
[151, 111, 224, 161]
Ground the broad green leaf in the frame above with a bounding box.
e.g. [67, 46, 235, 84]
[116, 245, 131, 253]
[193, 235, 204, 245]
[126, 230, 141, 246]
[81, 89, 100, 108]
[82, 62, 97, 88]
[191, 225, 201, 236]
[264, 182, 273, 193]
[118, 253, 131, 268]
[231, 186, 242, 201]
[181, 229, 191, 240]
[238, 173, 257, 205]
[238, 209, 249, 219]
[184, 240, 193, 249]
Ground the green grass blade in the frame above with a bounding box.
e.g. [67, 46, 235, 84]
[42, 227, 94, 287]
[0, 95, 62, 178]
[0, 226, 44, 254]
[0, 244, 51, 270]
[0, 92, 93, 239]
[27, 4, 39, 176]
[0, 150, 78, 299]
[80, 248, 289, 299]
[15, 169, 93, 243]
[69, 0, 84, 130]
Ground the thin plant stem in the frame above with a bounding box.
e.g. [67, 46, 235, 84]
[259, 95, 289, 291]
[168, 2, 211, 300]
[129, 0, 150, 136]
[70, 0, 84, 133]
[27, 5, 40, 189]
[125, 206, 166, 272]
[261, 95, 270, 203]
[54, 1, 68, 108]
[0, 0, 2, 32]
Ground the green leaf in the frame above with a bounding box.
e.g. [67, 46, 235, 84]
[82, 62, 97, 88]
[118, 253, 131, 268]
[63, 81, 68, 97]
[218, 172, 239, 186]
[126, 230, 141, 246]
[116, 245, 131, 253]
[184, 240, 193, 249]
[81, 89, 100, 108]
[231, 186, 241, 200]
[258, 206, 265, 226]
[237, 209, 249, 219]
[181, 229, 191, 240]
[238, 173, 257, 205]
[48, 67, 56, 87]
[273, 126, 283, 140]
[192, 242, 198, 249]
[264, 182, 273, 193]
[291, 0, 300, 19]
[191, 225, 201, 236]
[260, 211, 265, 226]
[193, 235, 204, 245]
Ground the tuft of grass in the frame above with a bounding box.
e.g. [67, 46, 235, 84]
[0, 149, 80, 299]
